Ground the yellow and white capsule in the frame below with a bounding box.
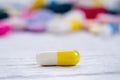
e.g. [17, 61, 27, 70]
[36, 50, 80, 66]
[47, 10, 85, 33]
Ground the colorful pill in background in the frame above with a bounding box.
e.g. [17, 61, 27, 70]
[63, 10, 85, 30]
[6, 17, 27, 31]
[0, 8, 9, 20]
[74, 0, 120, 14]
[36, 50, 80, 66]
[77, 7, 107, 19]
[98, 23, 118, 38]
[73, 0, 107, 19]
[83, 19, 97, 31]
[88, 22, 102, 35]
[32, 0, 72, 13]
[102, 0, 120, 14]
[47, 16, 66, 33]
[45, 0, 72, 13]
[3, 2, 31, 17]
[0, 21, 11, 36]
[47, 10, 85, 33]
[108, 23, 118, 34]
[31, 0, 45, 11]
[25, 9, 54, 32]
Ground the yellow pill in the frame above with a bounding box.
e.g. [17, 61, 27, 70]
[36, 50, 80, 66]
[70, 19, 83, 31]
[64, 10, 85, 32]
[31, 0, 45, 11]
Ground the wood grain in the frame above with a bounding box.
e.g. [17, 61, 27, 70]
[0, 32, 120, 80]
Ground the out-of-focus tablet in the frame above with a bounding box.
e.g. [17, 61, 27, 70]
[47, 10, 85, 33]
[99, 23, 118, 37]
[7, 17, 27, 31]
[0, 21, 11, 36]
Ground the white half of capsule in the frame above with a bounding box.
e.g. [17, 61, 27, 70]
[36, 51, 57, 65]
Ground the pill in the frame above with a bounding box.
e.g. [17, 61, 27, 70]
[89, 23, 102, 35]
[0, 8, 9, 20]
[99, 23, 118, 37]
[25, 9, 54, 32]
[47, 10, 85, 33]
[31, 0, 45, 11]
[0, 21, 11, 36]
[6, 17, 27, 31]
[45, 2, 72, 13]
[63, 10, 85, 30]
[36, 50, 80, 66]
[31, 0, 72, 13]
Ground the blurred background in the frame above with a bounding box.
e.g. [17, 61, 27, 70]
[0, 0, 120, 80]
[0, 0, 120, 36]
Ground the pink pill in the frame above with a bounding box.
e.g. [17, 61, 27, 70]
[26, 23, 45, 32]
[0, 21, 11, 36]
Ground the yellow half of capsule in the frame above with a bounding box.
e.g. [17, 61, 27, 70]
[70, 19, 83, 31]
[57, 50, 80, 66]
[31, 0, 45, 11]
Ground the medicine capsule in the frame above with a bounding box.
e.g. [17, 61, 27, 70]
[36, 50, 80, 66]
[47, 10, 85, 33]
[99, 23, 118, 37]
[89, 23, 102, 35]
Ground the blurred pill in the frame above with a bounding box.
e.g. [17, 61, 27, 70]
[78, 7, 107, 19]
[47, 10, 85, 33]
[25, 9, 54, 32]
[4, 3, 29, 17]
[31, 0, 45, 11]
[6, 17, 27, 31]
[0, 8, 9, 20]
[31, 0, 72, 13]
[102, 0, 120, 14]
[5, 6, 21, 17]
[45, 0, 72, 13]
[83, 19, 98, 31]
[47, 15, 61, 33]
[88, 22, 102, 35]
[99, 23, 118, 37]
[74, 0, 106, 19]
[0, 21, 11, 36]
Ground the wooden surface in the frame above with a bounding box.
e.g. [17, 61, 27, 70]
[0, 32, 120, 80]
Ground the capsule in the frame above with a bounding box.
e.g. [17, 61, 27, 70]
[36, 50, 80, 66]
[99, 23, 118, 37]
[89, 23, 102, 35]
[47, 10, 85, 33]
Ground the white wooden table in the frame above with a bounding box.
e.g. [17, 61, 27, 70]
[0, 32, 120, 80]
